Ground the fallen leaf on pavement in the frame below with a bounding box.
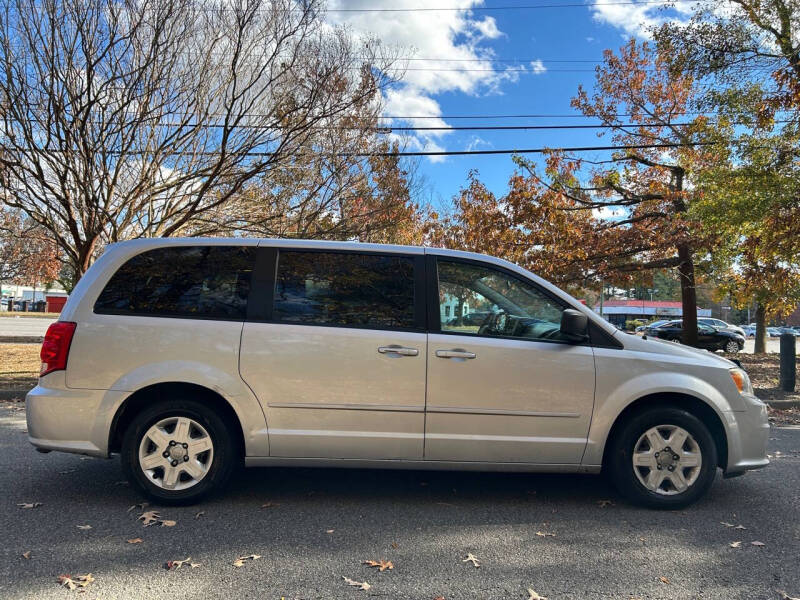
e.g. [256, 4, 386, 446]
[17, 502, 42, 509]
[363, 559, 393, 571]
[138, 510, 161, 526]
[160, 519, 177, 527]
[76, 525, 92, 530]
[462, 553, 480, 568]
[778, 591, 800, 600]
[343, 576, 371, 591]
[535, 531, 555, 537]
[58, 469, 77, 475]
[433, 596, 445, 600]
[528, 588, 548, 600]
[127, 502, 148, 513]
[194, 511, 205, 520]
[659, 576, 670, 584]
[233, 554, 261, 568]
[729, 541, 742, 548]
[721, 522, 747, 529]
[751, 541, 766, 547]
[165, 557, 200, 570]
[21, 551, 31, 559]
[326, 529, 335, 534]
[596, 500, 613, 507]
[57, 573, 94, 591]
[391, 542, 398, 549]
[260, 502, 280, 509]
[126, 538, 143, 544]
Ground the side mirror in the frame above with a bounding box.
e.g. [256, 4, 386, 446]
[560, 309, 589, 343]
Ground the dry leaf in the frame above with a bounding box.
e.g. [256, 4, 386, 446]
[138, 510, 161, 526]
[194, 511, 205, 520]
[778, 591, 800, 600]
[76, 525, 92, 530]
[729, 541, 742, 548]
[535, 531, 555, 537]
[17, 502, 42, 509]
[343, 576, 371, 591]
[21, 551, 31, 559]
[721, 521, 735, 527]
[462, 553, 480, 568]
[433, 596, 445, 600]
[528, 588, 548, 600]
[751, 541, 766, 547]
[165, 557, 200, 570]
[260, 502, 280, 509]
[126, 538, 143, 544]
[233, 554, 261, 568]
[596, 500, 613, 507]
[160, 519, 177, 527]
[127, 502, 148, 513]
[326, 529, 335, 534]
[363, 559, 394, 572]
[391, 542, 399, 549]
[58, 469, 77, 475]
[57, 573, 95, 591]
[659, 576, 670, 584]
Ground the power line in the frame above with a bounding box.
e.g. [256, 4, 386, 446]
[323, 1, 693, 11]
[378, 111, 798, 120]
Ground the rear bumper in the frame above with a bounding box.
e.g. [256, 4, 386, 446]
[26, 378, 123, 458]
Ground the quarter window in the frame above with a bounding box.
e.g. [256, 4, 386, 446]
[94, 246, 255, 319]
[273, 251, 416, 329]
[437, 260, 569, 342]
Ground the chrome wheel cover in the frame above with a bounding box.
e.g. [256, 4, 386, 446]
[138, 416, 214, 491]
[632, 425, 702, 495]
[725, 340, 739, 353]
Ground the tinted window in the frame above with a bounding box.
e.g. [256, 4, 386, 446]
[274, 251, 415, 329]
[437, 259, 569, 342]
[95, 246, 255, 319]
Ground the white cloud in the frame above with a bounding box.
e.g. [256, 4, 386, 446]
[530, 59, 547, 75]
[465, 135, 492, 152]
[326, 0, 524, 161]
[589, 0, 694, 38]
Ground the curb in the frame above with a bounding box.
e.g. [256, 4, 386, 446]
[0, 390, 29, 401]
[0, 336, 43, 344]
[767, 400, 800, 410]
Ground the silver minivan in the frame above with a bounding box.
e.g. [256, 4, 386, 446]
[26, 239, 769, 508]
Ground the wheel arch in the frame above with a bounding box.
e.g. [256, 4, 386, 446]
[108, 382, 245, 458]
[601, 392, 728, 470]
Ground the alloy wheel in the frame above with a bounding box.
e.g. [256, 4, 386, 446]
[632, 424, 702, 495]
[138, 416, 214, 491]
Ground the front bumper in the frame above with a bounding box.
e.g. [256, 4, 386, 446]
[723, 395, 770, 475]
[26, 378, 124, 458]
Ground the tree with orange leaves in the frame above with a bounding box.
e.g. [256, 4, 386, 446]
[514, 39, 728, 346]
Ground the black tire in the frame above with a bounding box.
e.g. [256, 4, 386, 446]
[121, 397, 237, 505]
[607, 406, 718, 509]
[723, 339, 740, 354]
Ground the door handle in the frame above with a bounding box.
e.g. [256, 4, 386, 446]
[435, 349, 476, 359]
[378, 345, 419, 357]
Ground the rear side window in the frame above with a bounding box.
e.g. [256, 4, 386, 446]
[273, 251, 416, 329]
[94, 246, 255, 319]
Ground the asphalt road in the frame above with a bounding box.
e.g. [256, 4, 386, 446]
[1, 404, 799, 600]
[0, 317, 52, 338]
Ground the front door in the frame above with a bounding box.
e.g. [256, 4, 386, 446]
[239, 249, 426, 460]
[425, 257, 596, 464]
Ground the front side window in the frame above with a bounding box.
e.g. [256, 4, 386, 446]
[274, 251, 416, 329]
[94, 246, 255, 319]
[437, 259, 569, 342]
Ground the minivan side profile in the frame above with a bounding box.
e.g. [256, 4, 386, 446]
[26, 239, 770, 508]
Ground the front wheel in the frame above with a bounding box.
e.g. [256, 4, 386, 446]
[724, 339, 740, 353]
[607, 407, 718, 509]
[121, 398, 237, 505]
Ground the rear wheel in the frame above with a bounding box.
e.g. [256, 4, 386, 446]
[121, 398, 237, 504]
[607, 407, 718, 509]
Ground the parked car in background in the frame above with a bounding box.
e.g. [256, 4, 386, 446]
[697, 318, 746, 338]
[636, 319, 669, 333]
[648, 320, 745, 353]
[777, 327, 799, 337]
[767, 327, 783, 338]
[26, 239, 768, 509]
[742, 325, 756, 338]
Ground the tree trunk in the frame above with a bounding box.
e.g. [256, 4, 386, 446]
[677, 242, 698, 346]
[754, 303, 767, 354]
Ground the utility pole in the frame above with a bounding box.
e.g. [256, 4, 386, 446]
[599, 275, 604, 318]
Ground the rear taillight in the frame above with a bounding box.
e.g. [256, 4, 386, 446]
[40, 321, 77, 377]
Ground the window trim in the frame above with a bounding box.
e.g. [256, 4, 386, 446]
[428, 255, 618, 348]
[92, 245, 256, 322]
[247, 247, 426, 333]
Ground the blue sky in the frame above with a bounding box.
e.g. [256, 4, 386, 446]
[328, 0, 694, 210]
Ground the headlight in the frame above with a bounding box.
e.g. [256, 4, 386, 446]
[730, 368, 753, 396]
